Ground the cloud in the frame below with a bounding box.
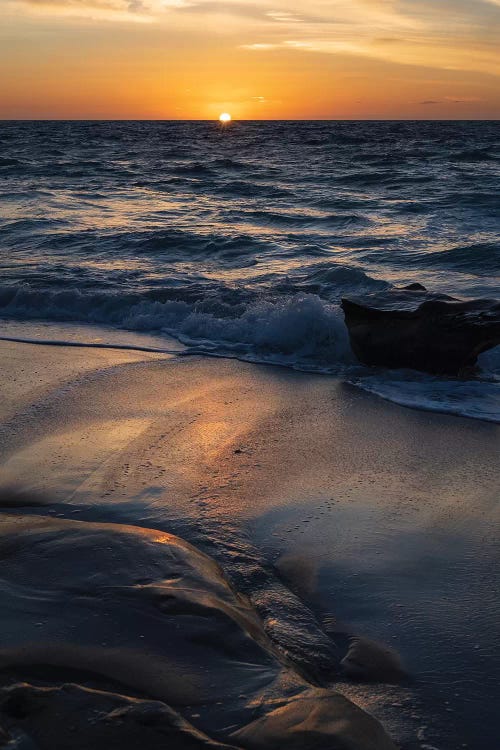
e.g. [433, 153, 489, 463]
[17, 0, 138, 7]
[420, 96, 482, 105]
[8, 0, 500, 78]
[266, 11, 301, 23]
[238, 0, 500, 78]
[128, 0, 146, 10]
[235, 0, 500, 77]
[445, 96, 482, 103]
[173, 1, 265, 19]
[8, 0, 186, 20]
[241, 42, 275, 50]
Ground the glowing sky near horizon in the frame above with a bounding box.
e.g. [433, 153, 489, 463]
[1, 0, 499, 119]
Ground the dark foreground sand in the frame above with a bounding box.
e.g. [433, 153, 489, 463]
[0, 338, 498, 749]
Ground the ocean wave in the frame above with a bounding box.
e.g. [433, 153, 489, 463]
[334, 170, 396, 186]
[0, 218, 68, 235]
[439, 191, 499, 211]
[214, 180, 293, 198]
[279, 262, 390, 298]
[0, 258, 391, 308]
[209, 157, 251, 171]
[0, 284, 353, 370]
[451, 148, 498, 163]
[478, 345, 500, 379]
[418, 242, 500, 276]
[128, 229, 271, 259]
[125, 228, 269, 262]
[354, 241, 500, 278]
[229, 209, 371, 229]
[292, 243, 333, 257]
[170, 162, 216, 177]
[0, 156, 24, 169]
[23, 227, 275, 262]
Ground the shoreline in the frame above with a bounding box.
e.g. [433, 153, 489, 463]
[0, 338, 498, 749]
[1, 319, 499, 426]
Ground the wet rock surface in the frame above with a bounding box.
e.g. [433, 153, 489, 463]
[342, 285, 500, 374]
[0, 682, 237, 750]
[0, 510, 396, 750]
[231, 689, 398, 750]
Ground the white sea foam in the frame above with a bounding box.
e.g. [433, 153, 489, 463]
[0, 289, 353, 369]
[350, 347, 500, 423]
[161, 295, 354, 368]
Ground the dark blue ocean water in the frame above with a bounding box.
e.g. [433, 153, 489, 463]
[1, 120, 499, 420]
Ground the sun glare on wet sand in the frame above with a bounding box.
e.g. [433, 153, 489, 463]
[219, 112, 232, 123]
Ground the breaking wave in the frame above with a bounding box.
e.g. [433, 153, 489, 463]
[0, 284, 352, 370]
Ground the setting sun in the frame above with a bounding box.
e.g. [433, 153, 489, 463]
[219, 113, 232, 123]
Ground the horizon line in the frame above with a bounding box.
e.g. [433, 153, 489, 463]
[1, 117, 499, 123]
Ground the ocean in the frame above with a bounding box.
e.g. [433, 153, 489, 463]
[1, 119, 499, 421]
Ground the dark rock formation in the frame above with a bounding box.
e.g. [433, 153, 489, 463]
[0, 510, 396, 750]
[0, 682, 237, 750]
[340, 637, 406, 683]
[341, 285, 500, 375]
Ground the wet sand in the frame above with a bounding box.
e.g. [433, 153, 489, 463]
[0, 338, 498, 749]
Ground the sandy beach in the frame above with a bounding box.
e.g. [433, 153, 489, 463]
[0, 335, 498, 749]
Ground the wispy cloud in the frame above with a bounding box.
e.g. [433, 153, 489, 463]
[233, 0, 500, 77]
[241, 42, 275, 50]
[16, 0, 145, 8]
[422, 96, 482, 104]
[8, 0, 186, 22]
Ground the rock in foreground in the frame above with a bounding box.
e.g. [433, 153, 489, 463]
[0, 510, 395, 750]
[341, 285, 500, 375]
[0, 682, 236, 750]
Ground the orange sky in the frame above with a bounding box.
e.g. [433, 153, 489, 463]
[1, 0, 499, 119]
